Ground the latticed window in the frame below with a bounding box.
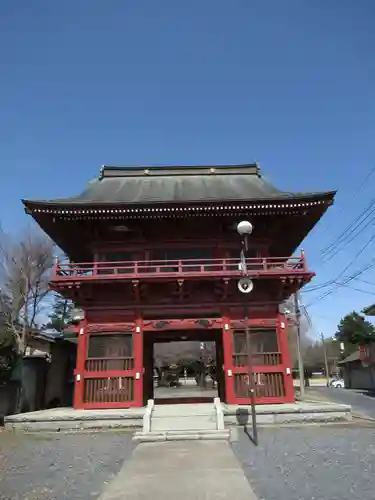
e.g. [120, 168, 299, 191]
[233, 329, 278, 354]
[226, 247, 258, 259]
[96, 252, 135, 274]
[86, 333, 134, 371]
[87, 334, 133, 358]
[151, 248, 213, 261]
[100, 252, 134, 262]
[232, 329, 280, 367]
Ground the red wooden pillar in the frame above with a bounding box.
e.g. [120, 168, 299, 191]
[73, 319, 88, 409]
[222, 315, 235, 404]
[277, 312, 295, 403]
[133, 317, 144, 407]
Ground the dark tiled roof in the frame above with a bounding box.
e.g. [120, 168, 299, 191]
[23, 164, 335, 207]
[337, 351, 361, 365]
[363, 304, 375, 316]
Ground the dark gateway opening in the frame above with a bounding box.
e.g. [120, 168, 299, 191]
[143, 330, 225, 404]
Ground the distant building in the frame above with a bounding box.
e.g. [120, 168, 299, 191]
[338, 304, 375, 390]
[360, 305, 375, 364]
[338, 350, 375, 390]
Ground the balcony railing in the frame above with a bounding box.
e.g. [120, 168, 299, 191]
[52, 255, 310, 283]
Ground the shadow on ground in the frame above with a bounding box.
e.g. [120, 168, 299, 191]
[235, 408, 258, 446]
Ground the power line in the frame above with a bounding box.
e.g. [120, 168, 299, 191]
[318, 163, 375, 251]
[338, 283, 375, 296]
[322, 213, 375, 263]
[303, 279, 336, 293]
[320, 198, 375, 259]
[301, 164, 375, 305]
[332, 231, 375, 282]
[353, 278, 375, 286]
[304, 231, 375, 294]
[305, 259, 375, 307]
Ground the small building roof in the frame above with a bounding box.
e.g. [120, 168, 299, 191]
[337, 351, 361, 365]
[363, 304, 375, 316]
[23, 164, 335, 209]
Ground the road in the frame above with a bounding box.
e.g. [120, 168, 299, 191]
[306, 387, 375, 419]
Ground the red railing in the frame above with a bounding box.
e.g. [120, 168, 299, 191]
[52, 256, 309, 282]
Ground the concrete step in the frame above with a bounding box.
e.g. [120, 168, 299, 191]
[133, 429, 230, 442]
[151, 415, 217, 432]
[152, 403, 215, 417]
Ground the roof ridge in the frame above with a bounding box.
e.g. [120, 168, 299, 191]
[99, 163, 260, 180]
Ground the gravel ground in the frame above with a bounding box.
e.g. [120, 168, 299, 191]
[3, 424, 375, 500]
[232, 424, 375, 500]
[0, 431, 136, 500]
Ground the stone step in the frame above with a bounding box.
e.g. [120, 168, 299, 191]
[150, 415, 217, 432]
[152, 403, 215, 418]
[133, 429, 230, 442]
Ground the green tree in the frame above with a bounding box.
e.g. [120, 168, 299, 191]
[335, 311, 375, 346]
[46, 294, 73, 334]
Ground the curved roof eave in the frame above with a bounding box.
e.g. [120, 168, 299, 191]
[22, 190, 336, 210]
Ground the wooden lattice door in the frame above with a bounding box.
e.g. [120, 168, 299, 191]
[75, 330, 142, 409]
[225, 326, 289, 405]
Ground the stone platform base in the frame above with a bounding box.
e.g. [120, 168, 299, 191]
[224, 401, 352, 426]
[4, 401, 352, 433]
[4, 407, 144, 432]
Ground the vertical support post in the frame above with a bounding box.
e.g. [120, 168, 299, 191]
[294, 291, 305, 398]
[74, 318, 87, 409]
[277, 313, 295, 402]
[321, 332, 330, 387]
[53, 256, 59, 279]
[301, 248, 306, 271]
[133, 317, 144, 407]
[222, 315, 235, 404]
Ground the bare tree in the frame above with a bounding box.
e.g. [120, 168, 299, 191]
[0, 224, 55, 354]
[287, 320, 313, 367]
[303, 339, 341, 374]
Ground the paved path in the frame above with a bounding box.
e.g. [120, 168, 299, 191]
[98, 441, 258, 500]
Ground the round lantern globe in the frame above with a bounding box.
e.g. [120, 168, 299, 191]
[237, 220, 253, 236]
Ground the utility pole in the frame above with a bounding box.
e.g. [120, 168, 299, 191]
[294, 291, 305, 398]
[321, 332, 330, 387]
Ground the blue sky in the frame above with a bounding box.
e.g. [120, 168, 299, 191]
[1, 1, 374, 338]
